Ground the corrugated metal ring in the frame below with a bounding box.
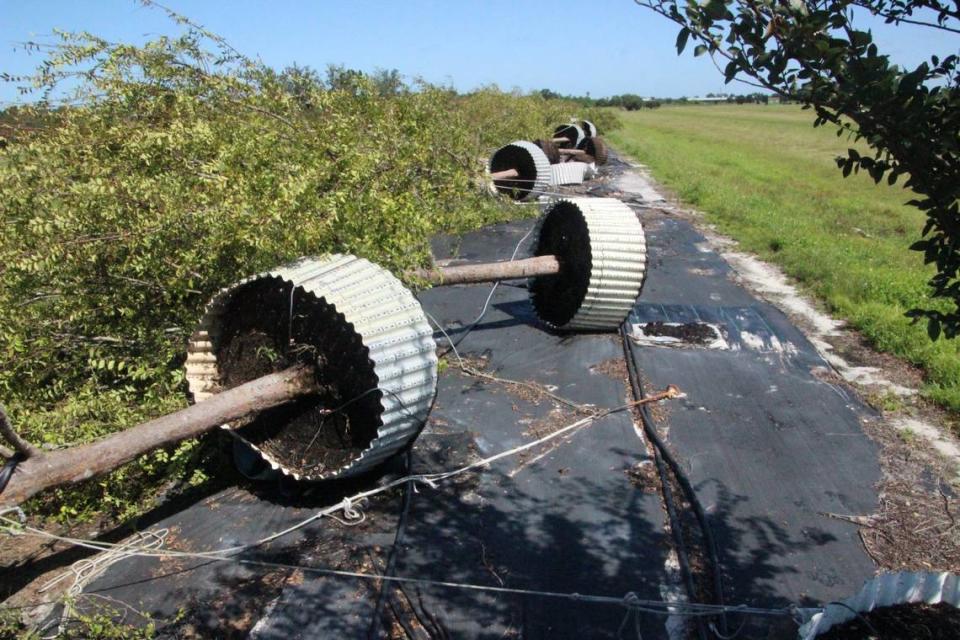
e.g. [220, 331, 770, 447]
[534, 138, 561, 164]
[549, 161, 589, 186]
[530, 197, 646, 331]
[488, 140, 551, 202]
[577, 136, 609, 165]
[553, 123, 585, 149]
[185, 255, 438, 481]
[800, 572, 960, 639]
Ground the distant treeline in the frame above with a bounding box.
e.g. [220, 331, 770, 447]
[534, 89, 776, 110]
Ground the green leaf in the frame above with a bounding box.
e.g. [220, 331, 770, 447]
[676, 28, 691, 55]
[705, 0, 728, 19]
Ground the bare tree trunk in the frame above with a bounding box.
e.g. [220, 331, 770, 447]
[414, 255, 561, 286]
[0, 365, 318, 509]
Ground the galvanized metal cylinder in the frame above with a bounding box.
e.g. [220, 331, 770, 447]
[549, 161, 590, 186]
[185, 255, 438, 481]
[530, 198, 646, 331]
[553, 123, 585, 149]
[487, 140, 551, 202]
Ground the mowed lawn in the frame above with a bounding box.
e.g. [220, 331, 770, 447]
[609, 104, 960, 413]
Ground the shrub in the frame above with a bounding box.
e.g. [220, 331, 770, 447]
[0, 24, 598, 521]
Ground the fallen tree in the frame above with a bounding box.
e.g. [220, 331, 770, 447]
[0, 366, 318, 509]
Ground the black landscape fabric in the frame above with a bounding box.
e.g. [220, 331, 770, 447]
[73, 159, 880, 639]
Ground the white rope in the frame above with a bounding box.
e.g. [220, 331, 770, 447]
[0, 395, 655, 563]
[0, 514, 794, 620]
[39, 529, 170, 598]
[429, 218, 537, 360]
[487, 176, 691, 216]
[0, 396, 794, 629]
[1, 410, 791, 623]
[32, 528, 169, 638]
[489, 179, 581, 200]
[0, 390, 795, 626]
[0, 505, 26, 523]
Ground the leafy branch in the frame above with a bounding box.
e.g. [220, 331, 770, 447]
[635, 0, 960, 339]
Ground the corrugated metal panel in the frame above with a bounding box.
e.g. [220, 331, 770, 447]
[488, 140, 551, 203]
[185, 254, 438, 481]
[799, 572, 960, 639]
[556, 198, 647, 331]
[549, 161, 589, 186]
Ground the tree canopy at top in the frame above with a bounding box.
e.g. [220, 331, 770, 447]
[636, 0, 960, 339]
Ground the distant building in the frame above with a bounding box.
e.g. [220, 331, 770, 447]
[689, 96, 729, 104]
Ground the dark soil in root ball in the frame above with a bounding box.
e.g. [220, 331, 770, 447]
[818, 602, 960, 640]
[643, 322, 716, 344]
[490, 144, 537, 201]
[531, 201, 590, 328]
[215, 277, 382, 478]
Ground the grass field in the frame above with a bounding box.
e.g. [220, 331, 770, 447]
[609, 104, 960, 413]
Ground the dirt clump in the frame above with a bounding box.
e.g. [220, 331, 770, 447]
[642, 321, 716, 344]
[625, 461, 659, 493]
[215, 277, 381, 478]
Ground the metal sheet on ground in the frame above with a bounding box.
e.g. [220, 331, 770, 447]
[624, 214, 880, 636]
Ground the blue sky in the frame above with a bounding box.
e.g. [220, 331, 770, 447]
[1, 0, 953, 104]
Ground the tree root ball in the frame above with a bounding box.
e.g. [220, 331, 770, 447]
[214, 277, 382, 479]
[185, 255, 438, 482]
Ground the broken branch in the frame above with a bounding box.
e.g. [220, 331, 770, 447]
[0, 404, 41, 459]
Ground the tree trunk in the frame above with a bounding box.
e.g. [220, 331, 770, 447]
[414, 255, 561, 286]
[0, 365, 318, 509]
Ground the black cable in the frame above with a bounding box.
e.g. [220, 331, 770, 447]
[368, 448, 416, 639]
[432, 283, 499, 360]
[385, 593, 420, 640]
[825, 601, 879, 636]
[621, 328, 709, 640]
[621, 324, 728, 637]
[394, 581, 447, 639]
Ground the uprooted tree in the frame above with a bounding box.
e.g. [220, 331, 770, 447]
[0, 4, 618, 519]
[635, 0, 960, 339]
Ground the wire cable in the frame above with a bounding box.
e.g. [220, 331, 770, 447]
[621, 323, 729, 637]
[621, 326, 708, 640]
[431, 220, 536, 359]
[0, 515, 796, 621]
[367, 449, 415, 639]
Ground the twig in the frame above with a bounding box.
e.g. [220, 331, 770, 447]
[819, 511, 877, 527]
[458, 363, 589, 412]
[0, 404, 41, 458]
[940, 484, 957, 529]
[480, 541, 505, 587]
[858, 529, 885, 566]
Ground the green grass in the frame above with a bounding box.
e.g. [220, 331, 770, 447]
[609, 104, 960, 412]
